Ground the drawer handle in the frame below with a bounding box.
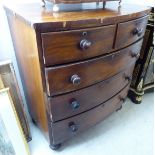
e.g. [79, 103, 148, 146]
[71, 74, 81, 85]
[131, 52, 140, 59]
[132, 27, 143, 37]
[80, 39, 92, 50]
[69, 122, 78, 132]
[70, 99, 80, 110]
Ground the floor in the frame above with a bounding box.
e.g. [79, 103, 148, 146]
[28, 93, 154, 155]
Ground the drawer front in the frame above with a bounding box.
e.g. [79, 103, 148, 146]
[115, 16, 148, 49]
[51, 85, 129, 144]
[49, 63, 135, 121]
[45, 40, 142, 96]
[42, 25, 116, 66]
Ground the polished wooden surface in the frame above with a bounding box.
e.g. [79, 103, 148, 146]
[45, 40, 142, 96]
[115, 16, 148, 49]
[51, 85, 129, 144]
[49, 63, 135, 121]
[4, 3, 150, 31]
[5, 3, 150, 149]
[42, 25, 116, 66]
[6, 13, 49, 139]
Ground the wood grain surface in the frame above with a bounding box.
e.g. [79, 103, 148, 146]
[49, 63, 135, 121]
[51, 85, 129, 144]
[45, 40, 142, 96]
[42, 25, 116, 66]
[6, 14, 49, 140]
[4, 3, 150, 32]
[115, 16, 148, 49]
[4, 3, 150, 148]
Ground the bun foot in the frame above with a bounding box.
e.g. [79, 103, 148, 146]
[50, 143, 61, 150]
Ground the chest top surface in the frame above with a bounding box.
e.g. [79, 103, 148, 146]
[4, 3, 150, 31]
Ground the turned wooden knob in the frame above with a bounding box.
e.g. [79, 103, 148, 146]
[132, 27, 143, 36]
[71, 74, 81, 85]
[125, 75, 132, 81]
[69, 122, 78, 132]
[70, 99, 80, 110]
[80, 39, 92, 50]
[131, 52, 140, 59]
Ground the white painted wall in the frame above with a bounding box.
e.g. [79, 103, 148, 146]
[0, 0, 153, 111]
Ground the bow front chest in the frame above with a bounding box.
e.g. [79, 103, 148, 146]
[5, 3, 150, 150]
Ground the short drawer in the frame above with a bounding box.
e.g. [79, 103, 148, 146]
[49, 63, 135, 121]
[51, 85, 129, 144]
[115, 16, 148, 49]
[42, 25, 116, 66]
[45, 40, 142, 96]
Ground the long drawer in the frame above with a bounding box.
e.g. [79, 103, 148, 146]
[51, 85, 129, 144]
[49, 63, 135, 121]
[45, 40, 142, 96]
[42, 25, 116, 66]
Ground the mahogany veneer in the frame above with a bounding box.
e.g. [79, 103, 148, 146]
[42, 25, 116, 65]
[5, 3, 150, 150]
[45, 41, 142, 96]
[51, 85, 130, 144]
[49, 63, 135, 121]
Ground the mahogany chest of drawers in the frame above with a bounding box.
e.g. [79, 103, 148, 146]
[5, 3, 150, 150]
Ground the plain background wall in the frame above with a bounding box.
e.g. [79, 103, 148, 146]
[0, 0, 153, 112]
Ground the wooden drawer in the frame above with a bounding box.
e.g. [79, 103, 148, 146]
[42, 25, 116, 66]
[49, 63, 135, 121]
[115, 16, 148, 49]
[45, 40, 142, 96]
[51, 85, 129, 144]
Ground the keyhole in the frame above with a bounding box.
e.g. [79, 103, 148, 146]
[82, 32, 87, 36]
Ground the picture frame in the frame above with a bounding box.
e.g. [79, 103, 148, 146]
[0, 60, 31, 141]
[0, 87, 30, 155]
